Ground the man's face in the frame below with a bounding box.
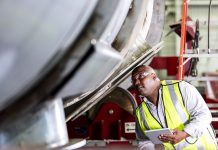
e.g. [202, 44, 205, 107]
[132, 69, 154, 96]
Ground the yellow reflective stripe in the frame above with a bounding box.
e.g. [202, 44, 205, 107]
[140, 102, 175, 149]
[141, 102, 162, 129]
[137, 103, 174, 149]
[172, 80, 190, 119]
[136, 108, 146, 132]
[199, 131, 217, 150]
[161, 80, 184, 130]
[163, 143, 174, 149]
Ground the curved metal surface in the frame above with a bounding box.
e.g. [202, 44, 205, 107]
[88, 87, 138, 120]
[99, 0, 132, 45]
[146, 0, 165, 46]
[0, 0, 127, 129]
[66, 42, 163, 122]
[0, 0, 98, 111]
[56, 0, 132, 98]
[56, 41, 122, 97]
[63, 0, 153, 109]
[64, 0, 165, 121]
[0, 98, 68, 148]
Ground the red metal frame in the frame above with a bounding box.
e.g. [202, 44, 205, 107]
[67, 102, 136, 140]
[149, 56, 191, 76]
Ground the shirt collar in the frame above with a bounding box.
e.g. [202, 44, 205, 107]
[139, 87, 162, 106]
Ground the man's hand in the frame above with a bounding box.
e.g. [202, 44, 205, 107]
[158, 129, 190, 144]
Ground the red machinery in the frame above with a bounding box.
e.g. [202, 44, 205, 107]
[67, 102, 136, 140]
[66, 87, 138, 148]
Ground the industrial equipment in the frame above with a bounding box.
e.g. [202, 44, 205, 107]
[0, 0, 165, 149]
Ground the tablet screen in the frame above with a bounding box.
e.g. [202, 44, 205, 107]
[145, 128, 172, 144]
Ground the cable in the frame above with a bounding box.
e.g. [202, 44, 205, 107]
[208, 0, 212, 54]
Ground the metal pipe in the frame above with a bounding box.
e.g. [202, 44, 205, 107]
[177, 0, 188, 80]
[208, 0, 212, 54]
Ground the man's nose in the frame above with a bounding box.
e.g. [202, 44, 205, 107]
[134, 79, 140, 85]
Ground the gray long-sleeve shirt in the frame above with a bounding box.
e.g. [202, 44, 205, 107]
[136, 81, 214, 149]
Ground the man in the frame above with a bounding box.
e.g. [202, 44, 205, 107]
[131, 65, 217, 150]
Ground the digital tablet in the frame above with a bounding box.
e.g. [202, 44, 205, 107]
[145, 128, 173, 144]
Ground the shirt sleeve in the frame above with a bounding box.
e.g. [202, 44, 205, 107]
[179, 81, 212, 138]
[138, 141, 156, 150]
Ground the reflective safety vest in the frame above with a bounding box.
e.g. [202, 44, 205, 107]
[136, 80, 217, 150]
